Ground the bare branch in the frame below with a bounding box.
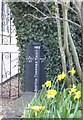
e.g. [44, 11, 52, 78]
[23, 0, 47, 17]
[23, 13, 42, 21]
[22, 0, 78, 16]
[23, 13, 81, 28]
[52, 16, 81, 28]
[73, 0, 82, 24]
[22, 0, 81, 28]
[43, 1, 52, 15]
[57, 1, 78, 15]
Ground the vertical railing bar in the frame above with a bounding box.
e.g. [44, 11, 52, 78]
[18, 52, 20, 98]
[1, 1, 4, 98]
[9, 10, 11, 98]
[9, 53, 11, 98]
[1, 53, 3, 98]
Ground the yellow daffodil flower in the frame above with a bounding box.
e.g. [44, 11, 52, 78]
[40, 106, 45, 110]
[68, 67, 76, 75]
[74, 91, 81, 100]
[30, 106, 45, 112]
[57, 74, 62, 81]
[61, 72, 66, 79]
[57, 72, 66, 81]
[46, 89, 57, 99]
[69, 84, 77, 94]
[45, 81, 51, 87]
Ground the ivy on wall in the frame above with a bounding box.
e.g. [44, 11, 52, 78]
[8, 2, 82, 89]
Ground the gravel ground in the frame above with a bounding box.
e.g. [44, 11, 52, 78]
[0, 76, 23, 119]
[0, 77, 35, 119]
[0, 92, 35, 119]
[0, 97, 3, 119]
[0, 97, 16, 119]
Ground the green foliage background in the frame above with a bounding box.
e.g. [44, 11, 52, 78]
[8, 2, 82, 90]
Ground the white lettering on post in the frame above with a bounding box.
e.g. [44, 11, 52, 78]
[34, 46, 40, 92]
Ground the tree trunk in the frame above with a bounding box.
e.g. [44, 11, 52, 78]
[62, 4, 75, 85]
[68, 25, 81, 80]
[56, 3, 66, 74]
